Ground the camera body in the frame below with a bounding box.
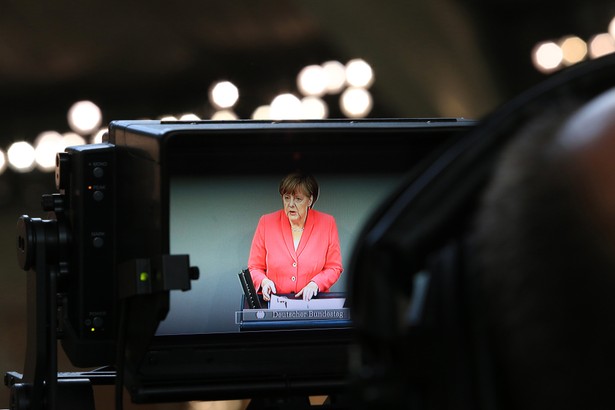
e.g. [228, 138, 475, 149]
[12, 118, 477, 406]
[55, 144, 117, 366]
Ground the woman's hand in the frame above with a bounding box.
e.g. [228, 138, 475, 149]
[296, 281, 319, 301]
[260, 277, 277, 301]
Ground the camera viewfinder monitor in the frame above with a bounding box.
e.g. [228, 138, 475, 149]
[107, 118, 474, 403]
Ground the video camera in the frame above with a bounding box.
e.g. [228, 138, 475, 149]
[4, 118, 475, 409]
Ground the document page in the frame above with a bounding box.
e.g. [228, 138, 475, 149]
[269, 295, 346, 310]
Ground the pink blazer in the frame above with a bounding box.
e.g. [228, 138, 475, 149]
[248, 209, 343, 294]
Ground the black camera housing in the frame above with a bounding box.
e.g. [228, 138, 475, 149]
[55, 144, 117, 366]
[16, 118, 477, 405]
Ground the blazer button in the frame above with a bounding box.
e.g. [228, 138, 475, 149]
[292, 262, 297, 267]
[291, 276, 296, 282]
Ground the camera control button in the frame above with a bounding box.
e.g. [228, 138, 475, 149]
[93, 167, 104, 178]
[93, 317, 104, 328]
[93, 237, 104, 248]
[93, 190, 104, 201]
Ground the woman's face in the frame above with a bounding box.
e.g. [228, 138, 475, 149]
[282, 188, 313, 225]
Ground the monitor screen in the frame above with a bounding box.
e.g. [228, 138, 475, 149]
[109, 119, 474, 402]
[159, 173, 399, 335]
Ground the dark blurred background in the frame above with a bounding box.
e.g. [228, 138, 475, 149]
[1, 1, 614, 408]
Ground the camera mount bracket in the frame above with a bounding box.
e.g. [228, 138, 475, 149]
[5, 213, 199, 410]
[4, 215, 99, 410]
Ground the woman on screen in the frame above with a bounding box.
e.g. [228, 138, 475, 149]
[248, 172, 343, 301]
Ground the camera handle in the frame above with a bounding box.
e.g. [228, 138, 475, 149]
[5, 215, 97, 410]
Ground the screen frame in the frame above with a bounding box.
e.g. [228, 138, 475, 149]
[109, 118, 476, 402]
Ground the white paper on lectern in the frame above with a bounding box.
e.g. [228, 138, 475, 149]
[268, 295, 346, 310]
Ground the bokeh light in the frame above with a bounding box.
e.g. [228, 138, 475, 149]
[270, 93, 302, 120]
[301, 97, 328, 119]
[532, 17, 615, 73]
[251, 105, 271, 120]
[588, 33, 615, 58]
[340, 87, 373, 118]
[62, 132, 87, 150]
[34, 131, 64, 171]
[0, 150, 7, 175]
[211, 110, 238, 120]
[67, 100, 103, 135]
[345, 59, 374, 88]
[0, 56, 380, 174]
[209, 81, 239, 109]
[297, 65, 327, 97]
[93, 128, 108, 144]
[7, 141, 36, 172]
[180, 113, 201, 121]
[532, 41, 563, 73]
[322, 60, 347, 94]
[559, 35, 587, 65]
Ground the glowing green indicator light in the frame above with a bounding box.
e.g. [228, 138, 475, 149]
[140, 272, 149, 282]
[91, 328, 96, 332]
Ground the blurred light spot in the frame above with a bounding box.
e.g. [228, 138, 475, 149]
[188, 401, 247, 410]
[62, 132, 87, 151]
[589, 33, 615, 58]
[211, 110, 238, 120]
[609, 16, 615, 39]
[345, 59, 374, 88]
[252, 105, 271, 120]
[8, 141, 36, 172]
[67, 100, 103, 135]
[0, 150, 7, 175]
[34, 131, 63, 171]
[301, 97, 328, 119]
[322, 61, 347, 94]
[270, 93, 302, 120]
[93, 128, 108, 144]
[559, 35, 587, 65]
[532, 41, 563, 73]
[210, 81, 239, 109]
[159, 115, 178, 121]
[180, 113, 201, 121]
[340, 87, 373, 118]
[297, 65, 327, 97]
